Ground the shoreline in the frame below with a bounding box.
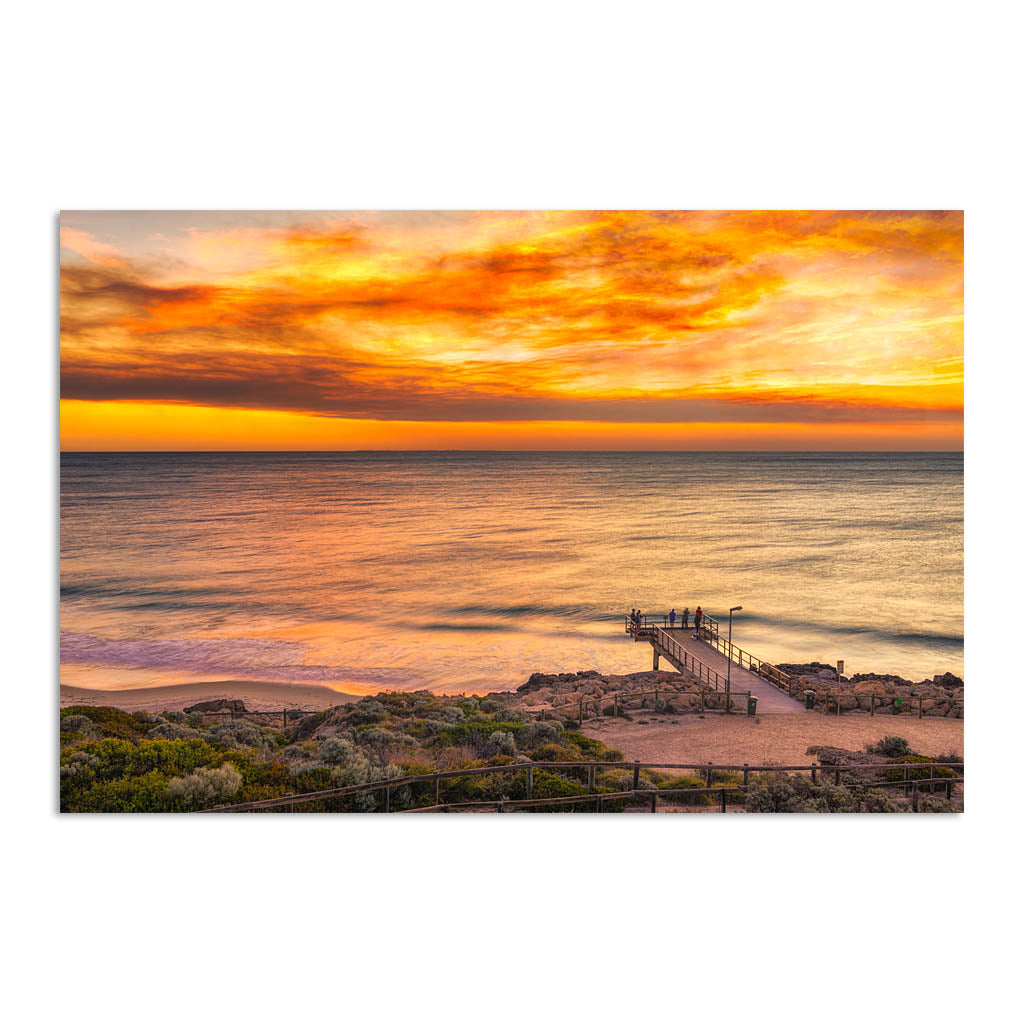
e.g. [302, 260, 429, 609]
[60, 680, 360, 712]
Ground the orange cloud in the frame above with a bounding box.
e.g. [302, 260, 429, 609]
[59, 210, 963, 449]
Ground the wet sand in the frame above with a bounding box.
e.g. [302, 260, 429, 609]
[60, 680, 360, 712]
[582, 713, 964, 764]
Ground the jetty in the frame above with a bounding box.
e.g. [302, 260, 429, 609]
[625, 612, 808, 713]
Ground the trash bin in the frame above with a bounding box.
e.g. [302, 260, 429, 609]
[804, 689, 815, 710]
[747, 696, 758, 716]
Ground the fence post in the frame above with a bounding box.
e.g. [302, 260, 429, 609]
[720, 789, 727, 813]
[912, 782, 919, 812]
[743, 763, 749, 786]
[650, 792, 657, 813]
[633, 761, 640, 789]
[705, 763, 713, 787]
[579, 698, 584, 725]
[434, 771, 440, 805]
[870, 695, 875, 716]
[587, 765, 596, 792]
[918, 697, 923, 719]
[526, 765, 534, 799]
[596, 795, 604, 813]
[834, 768, 840, 785]
[385, 785, 391, 813]
[700, 691, 705, 713]
[614, 693, 619, 717]
[811, 763, 818, 784]
[282, 710, 287, 730]
[903, 764, 910, 795]
[285, 792, 294, 812]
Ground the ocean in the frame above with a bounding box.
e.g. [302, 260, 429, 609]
[59, 451, 964, 695]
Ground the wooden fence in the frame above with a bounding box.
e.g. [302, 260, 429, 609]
[198, 758, 963, 813]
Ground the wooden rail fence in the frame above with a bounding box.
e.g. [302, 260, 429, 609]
[199, 758, 963, 813]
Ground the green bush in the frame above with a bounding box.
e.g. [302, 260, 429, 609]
[59, 706, 153, 742]
[866, 735, 913, 757]
[883, 755, 956, 791]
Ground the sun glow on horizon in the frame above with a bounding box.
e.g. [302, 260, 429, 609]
[60, 210, 963, 451]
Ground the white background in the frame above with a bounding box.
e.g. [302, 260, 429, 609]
[4, 1, 1018, 1021]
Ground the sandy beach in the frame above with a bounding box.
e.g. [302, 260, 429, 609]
[582, 713, 964, 764]
[60, 680, 360, 712]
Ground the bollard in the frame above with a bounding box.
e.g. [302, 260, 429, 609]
[912, 782, 919, 812]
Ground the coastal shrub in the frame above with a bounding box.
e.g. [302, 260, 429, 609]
[562, 731, 611, 759]
[478, 699, 503, 714]
[866, 736, 913, 758]
[347, 699, 388, 726]
[60, 715, 97, 738]
[59, 706, 152, 741]
[148, 722, 205, 742]
[160, 710, 187, 723]
[208, 719, 275, 751]
[490, 730, 517, 755]
[518, 720, 563, 749]
[165, 763, 243, 810]
[920, 796, 956, 813]
[745, 778, 805, 813]
[438, 706, 465, 724]
[529, 743, 579, 763]
[69, 770, 171, 813]
[858, 791, 905, 813]
[883, 755, 956, 791]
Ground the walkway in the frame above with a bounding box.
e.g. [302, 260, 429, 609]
[629, 618, 808, 713]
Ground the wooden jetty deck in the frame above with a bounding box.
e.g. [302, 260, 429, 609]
[625, 613, 808, 713]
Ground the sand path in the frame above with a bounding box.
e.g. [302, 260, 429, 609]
[582, 713, 963, 764]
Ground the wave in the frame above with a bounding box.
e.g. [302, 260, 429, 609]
[58, 632, 410, 685]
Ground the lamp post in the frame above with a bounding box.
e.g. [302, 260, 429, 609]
[727, 605, 742, 710]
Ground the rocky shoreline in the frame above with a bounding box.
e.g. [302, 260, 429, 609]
[778, 664, 963, 718]
[491, 664, 964, 720]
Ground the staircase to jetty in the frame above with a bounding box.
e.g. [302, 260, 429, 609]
[625, 613, 808, 714]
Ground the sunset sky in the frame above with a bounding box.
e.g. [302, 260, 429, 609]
[59, 210, 963, 450]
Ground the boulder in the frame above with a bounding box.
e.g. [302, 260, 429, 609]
[183, 698, 247, 714]
[854, 679, 888, 697]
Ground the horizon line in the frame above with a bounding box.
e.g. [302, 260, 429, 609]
[60, 447, 965, 455]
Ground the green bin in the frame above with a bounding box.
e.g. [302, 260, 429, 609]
[804, 690, 815, 710]
[747, 696, 758, 716]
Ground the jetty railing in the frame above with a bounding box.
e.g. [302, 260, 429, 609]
[625, 612, 791, 694]
[700, 631, 793, 693]
[199, 758, 963, 813]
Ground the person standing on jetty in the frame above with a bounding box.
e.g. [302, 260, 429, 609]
[669, 608, 676, 628]
[681, 607, 689, 629]
[694, 606, 703, 635]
